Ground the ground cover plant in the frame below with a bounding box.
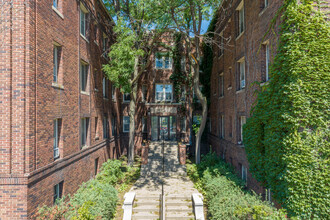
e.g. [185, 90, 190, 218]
[187, 152, 287, 219]
[35, 157, 140, 220]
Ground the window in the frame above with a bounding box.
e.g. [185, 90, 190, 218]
[80, 61, 89, 92]
[181, 57, 186, 71]
[123, 116, 130, 133]
[265, 0, 269, 8]
[219, 115, 225, 139]
[261, 0, 269, 10]
[155, 84, 173, 102]
[53, 181, 63, 204]
[80, 5, 88, 38]
[265, 188, 271, 202]
[155, 53, 172, 69]
[111, 116, 116, 136]
[94, 158, 99, 176]
[219, 32, 224, 57]
[263, 43, 270, 82]
[103, 115, 109, 139]
[94, 25, 99, 43]
[81, 118, 89, 148]
[103, 77, 109, 98]
[53, 45, 62, 83]
[142, 116, 147, 133]
[219, 73, 224, 97]
[238, 59, 245, 90]
[181, 86, 186, 101]
[229, 116, 233, 138]
[112, 85, 116, 101]
[95, 117, 99, 140]
[123, 93, 131, 102]
[141, 85, 147, 102]
[237, 1, 245, 36]
[53, 0, 58, 8]
[241, 164, 247, 182]
[239, 116, 246, 144]
[181, 116, 186, 132]
[102, 33, 108, 52]
[53, 119, 61, 159]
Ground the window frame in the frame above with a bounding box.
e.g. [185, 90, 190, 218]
[80, 4, 88, 38]
[238, 58, 245, 90]
[265, 43, 270, 82]
[123, 116, 130, 133]
[53, 181, 63, 204]
[142, 116, 147, 133]
[236, 1, 245, 36]
[239, 116, 246, 144]
[81, 118, 89, 148]
[123, 93, 131, 103]
[103, 115, 109, 139]
[103, 77, 109, 99]
[241, 164, 247, 182]
[53, 119, 60, 159]
[141, 84, 147, 102]
[155, 84, 173, 102]
[219, 115, 225, 139]
[181, 116, 186, 133]
[155, 53, 172, 70]
[80, 61, 89, 93]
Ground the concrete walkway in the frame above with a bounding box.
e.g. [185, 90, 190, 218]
[129, 141, 199, 219]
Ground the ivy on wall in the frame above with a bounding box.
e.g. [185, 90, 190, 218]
[200, 13, 218, 106]
[243, 0, 330, 218]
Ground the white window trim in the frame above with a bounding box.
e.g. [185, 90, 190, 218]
[80, 61, 89, 93]
[236, 1, 245, 39]
[80, 3, 88, 38]
[155, 53, 173, 70]
[265, 43, 270, 82]
[53, 45, 58, 83]
[239, 116, 246, 144]
[155, 84, 173, 102]
[123, 116, 130, 133]
[238, 57, 245, 90]
[53, 119, 60, 159]
[81, 118, 89, 148]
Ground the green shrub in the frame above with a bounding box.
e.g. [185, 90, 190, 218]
[187, 152, 287, 219]
[243, 0, 330, 218]
[96, 159, 124, 186]
[69, 179, 118, 219]
[35, 197, 72, 220]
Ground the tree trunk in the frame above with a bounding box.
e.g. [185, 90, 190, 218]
[128, 57, 139, 166]
[193, 41, 208, 165]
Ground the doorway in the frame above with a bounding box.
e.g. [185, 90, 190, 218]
[151, 116, 176, 141]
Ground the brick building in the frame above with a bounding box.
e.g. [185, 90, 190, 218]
[0, 0, 121, 218]
[118, 33, 199, 154]
[208, 0, 283, 197]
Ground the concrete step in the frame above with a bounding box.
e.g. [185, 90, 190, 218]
[132, 213, 159, 220]
[166, 215, 194, 220]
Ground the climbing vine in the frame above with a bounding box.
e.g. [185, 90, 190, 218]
[170, 33, 190, 100]
[200, 12, 217, 106]
[243, 0, 330, 218]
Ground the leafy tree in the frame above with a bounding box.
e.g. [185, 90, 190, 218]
[243, 0, 330, 218]
[103, 0, 171, 165]
[160, 0, 222, 163]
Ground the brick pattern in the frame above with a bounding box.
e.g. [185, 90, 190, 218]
[208, 0, 283, 196]
[0, 0, 120, 218]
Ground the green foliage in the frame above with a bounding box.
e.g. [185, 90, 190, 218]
[200, 12, 218, 105]
[243, 1, 330, 218]
[187, 152, 287, 219]
[35, 159, 140, 220]
[102, 21, 144, 93]
[70, 179, 118, 220]
[170, 33, 191, 100]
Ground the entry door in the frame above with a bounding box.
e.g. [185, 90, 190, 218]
[159, 117, 169, 140]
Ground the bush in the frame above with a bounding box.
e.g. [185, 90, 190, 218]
[35, 159, 140, 220]
[69, 179, 117, 219]
[187, 152, 287, 219]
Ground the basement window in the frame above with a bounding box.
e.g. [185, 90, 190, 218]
[53, 181, 63, 204]
[53, 119, 62, 159]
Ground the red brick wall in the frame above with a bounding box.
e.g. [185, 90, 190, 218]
[0, 0, 120, 218]
[208, 0, 282, 197]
